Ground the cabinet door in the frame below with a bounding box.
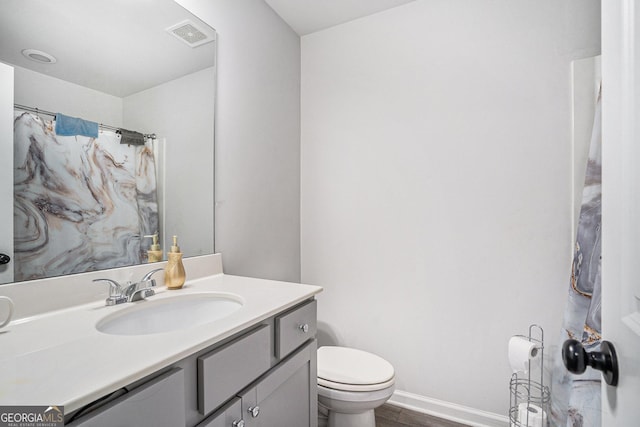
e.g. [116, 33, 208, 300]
[67, 368, 185, 427]
[197, 397, 243, 427]
[240, 340, 317, 427]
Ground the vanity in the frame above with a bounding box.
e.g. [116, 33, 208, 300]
[0, 254, 322, 427]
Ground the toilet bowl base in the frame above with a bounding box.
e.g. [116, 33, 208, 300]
[328, 409, 376, 427]
[318, 386, 393, 427]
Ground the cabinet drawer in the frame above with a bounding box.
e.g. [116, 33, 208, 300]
[275, 300, 317, 358]
[67, 368, 185, 427]
[198, 324, 271, 415]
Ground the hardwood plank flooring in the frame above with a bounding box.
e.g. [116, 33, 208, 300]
[375, 404, 470, 427]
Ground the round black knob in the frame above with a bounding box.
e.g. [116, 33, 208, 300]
[562, 339, 618, 386]
[562, 339, 587, 374]
[0, 254, 9, 265]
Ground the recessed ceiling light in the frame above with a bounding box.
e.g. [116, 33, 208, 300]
[22, 49, 57, 64]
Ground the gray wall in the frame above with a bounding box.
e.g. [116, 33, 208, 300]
[176, 0, 301, 282]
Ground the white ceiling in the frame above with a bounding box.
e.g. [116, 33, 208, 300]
[0, 0, 415, 98]
[0, 0, 216, 98]
[264, 0, 416, 35]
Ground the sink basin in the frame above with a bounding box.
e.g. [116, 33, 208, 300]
[96, 293, 243, 336]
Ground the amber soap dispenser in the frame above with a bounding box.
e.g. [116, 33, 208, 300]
[164, 235, 186, 289]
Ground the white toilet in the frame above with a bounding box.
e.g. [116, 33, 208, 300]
[317, 346, 395, 427]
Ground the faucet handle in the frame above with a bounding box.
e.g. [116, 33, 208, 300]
[93, 279, 127, 306]
[141, 268, 164, 283]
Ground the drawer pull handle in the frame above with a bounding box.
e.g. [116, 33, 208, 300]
[299, 323, 309, 333]
[248, 406, 260, 418]
[233, 420, 245, 427]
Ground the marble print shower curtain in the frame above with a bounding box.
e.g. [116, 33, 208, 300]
[13, 112, 159, 281]
[550, 89, 602, 427]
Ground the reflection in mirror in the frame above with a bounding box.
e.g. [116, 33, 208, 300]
[0, 0, 216, 285]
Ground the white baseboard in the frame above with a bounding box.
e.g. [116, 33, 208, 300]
[388, 390, 510, 427]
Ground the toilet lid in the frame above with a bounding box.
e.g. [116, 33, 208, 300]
[317, 346, 395, 386]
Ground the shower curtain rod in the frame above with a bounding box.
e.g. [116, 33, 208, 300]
[14, 103, 156, 139]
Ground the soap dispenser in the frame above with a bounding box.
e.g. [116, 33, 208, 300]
[164, 235, 186, 289]
[144, 232, 163, 263]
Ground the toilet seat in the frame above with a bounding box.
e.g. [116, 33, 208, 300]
[318, 376, 395, 392]
[318, 381, 395, 403]
[317, 346, 395, 392]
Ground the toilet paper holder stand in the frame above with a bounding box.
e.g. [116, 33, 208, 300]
[508, 325, 550, 427]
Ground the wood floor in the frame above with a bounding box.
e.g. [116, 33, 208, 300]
[375, 404, 470, 427]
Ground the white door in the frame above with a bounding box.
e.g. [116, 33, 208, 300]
[601, 1, 640, 425]
[0, 62, 13, 284]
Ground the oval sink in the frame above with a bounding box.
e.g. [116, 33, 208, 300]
[96, 293, 243, 336]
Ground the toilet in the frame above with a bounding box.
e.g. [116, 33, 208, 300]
[317, 346, 395, 427]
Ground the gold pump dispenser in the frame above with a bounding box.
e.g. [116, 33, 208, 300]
[144, 232, 163, 263]
[164, 235, 186, 289]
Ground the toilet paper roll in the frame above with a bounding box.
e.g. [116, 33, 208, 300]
[517, 402, 547, 427]
[508, 336, 540, 374]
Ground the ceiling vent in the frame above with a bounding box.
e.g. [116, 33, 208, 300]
[166, 20, 215, 48]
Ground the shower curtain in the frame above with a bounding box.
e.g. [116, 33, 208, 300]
[13, 111, 159, 281]
[550, 88, 602, 427]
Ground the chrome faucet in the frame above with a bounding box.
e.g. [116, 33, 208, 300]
[93, 278, 127, 306]
[122, 268, 164, 302]
[94, 268, 164, 306]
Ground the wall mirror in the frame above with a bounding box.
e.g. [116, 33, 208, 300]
[0, 0, 216, 285]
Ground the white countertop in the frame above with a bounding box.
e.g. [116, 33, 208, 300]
[0, 272, 322, 412]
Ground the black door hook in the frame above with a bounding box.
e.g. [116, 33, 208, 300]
[0, 253, 9, 265]
[562, 339, 619, 387]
